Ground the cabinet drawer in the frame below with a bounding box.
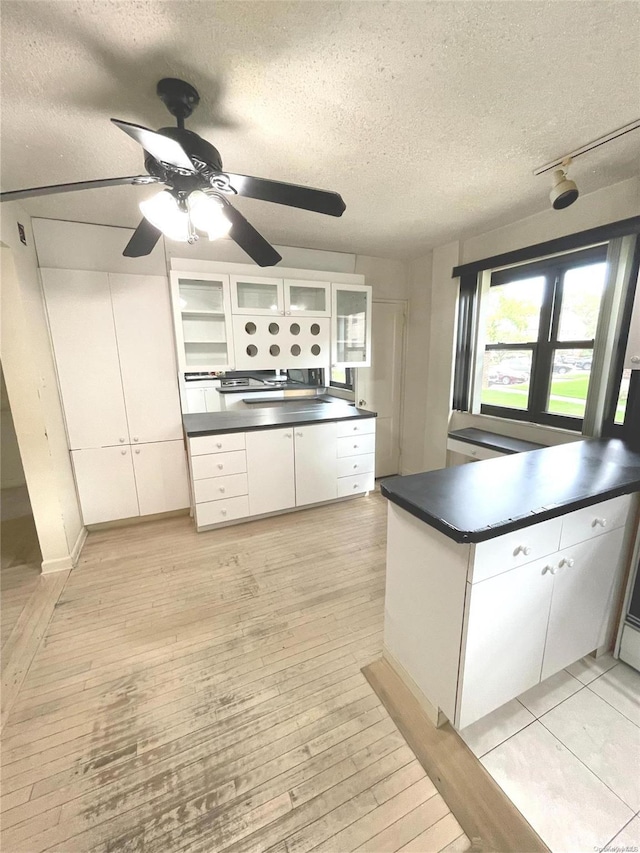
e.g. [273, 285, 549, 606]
[337, 453, 375, 478]
[471, 516, 563, 584]
[193, 473, 248, 503]
[191, 450, 247, 480]
[560, 495, 631, 549]
[195, 495, 250, 528]
[190, 432, 246, 456]
[336, 418, 376, 438]
[447, 439, 506, 461]
[337, 472, 375, 497]
[337, 434, 375, 458]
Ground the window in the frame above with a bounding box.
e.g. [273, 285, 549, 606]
[478, 245, 608, 429]
[330, 366, 354, 390]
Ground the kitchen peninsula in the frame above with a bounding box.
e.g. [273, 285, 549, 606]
[380, 439, 640, 730]
[183, 400, 377, 531]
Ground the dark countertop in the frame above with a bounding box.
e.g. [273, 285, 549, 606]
[183, 403, 376, 437]
[381, 439, 640, 543]
[448, 428, 545, 455]
[217, 383, 321, 394]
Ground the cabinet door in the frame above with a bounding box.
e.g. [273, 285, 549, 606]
[71, 446, 139, 525]
[542, 528, 626, 680]
[246, 428, 296, 515]
[284, 280, 331, 317]
[132, 440, 190, 516]
[41, 269, 129, 449]
[457, 555, 555, 729]
[294, 422, 338, 506]
[624, 273, 640, 370]
[331, 283, 372, 368]
[185, 387, 207, 413]
[230, 275, 284, 316]
[110, 274, 182, 443]
[170, 272, 234, 372]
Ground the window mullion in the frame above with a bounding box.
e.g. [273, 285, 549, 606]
[529, 273, 557, 418]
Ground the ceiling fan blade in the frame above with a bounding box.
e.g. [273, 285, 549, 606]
[111, 119, 196, 173]
[220, 197, 282, 267]
[0, 175, 161, 203]
[123, 218, 163, 258]
[224, 173, 346, 217]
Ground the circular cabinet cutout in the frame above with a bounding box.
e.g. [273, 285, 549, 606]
[290, 323, 301, 336]
[311, 344, 321, 356]
[310, 323, 321, 336]
[290, 344, 301, 357]
[268, 322, 280, 335]
[246, 344, 258, 357]
[269, 344, 280, 356]
[245, 322, 257, 335]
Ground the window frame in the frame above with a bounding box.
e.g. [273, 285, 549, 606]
[330, 366, 355, 391]
[479, 244, 608, 430]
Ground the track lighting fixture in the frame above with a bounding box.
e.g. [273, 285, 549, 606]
[549, 162, 579, 210]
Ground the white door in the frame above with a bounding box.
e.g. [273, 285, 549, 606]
[542, 528, 626, 679]
[457, 556, 555, 729]
[41, 269, 129, 449]
[72, 446, 139, 524]
[110, 274, 183, 444]
[294, 422, 338, 506]
[246, 428, 296, 515]
[132, 440, 190, 516]
[356, 301, 405, 477]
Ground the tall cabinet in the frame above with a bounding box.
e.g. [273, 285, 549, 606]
[42, 269, 189, 525]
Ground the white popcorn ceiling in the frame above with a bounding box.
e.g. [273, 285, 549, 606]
[1, 0, 639, 260]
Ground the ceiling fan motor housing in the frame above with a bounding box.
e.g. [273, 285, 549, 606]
[144, 127, 224, 191]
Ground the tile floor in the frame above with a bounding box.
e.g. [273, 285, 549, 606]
[459, 653, 640, 852]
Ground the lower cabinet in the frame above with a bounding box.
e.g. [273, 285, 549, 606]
[72, 440, 189, 525]
[246, 428, 296, 515]
[294, 422, 338, 506]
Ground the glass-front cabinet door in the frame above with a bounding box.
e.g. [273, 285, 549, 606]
[170, 272, 234, 372]
[331, 283, 372, 368]
[230, 275, 284, 315]
[283, 280, 331, 317]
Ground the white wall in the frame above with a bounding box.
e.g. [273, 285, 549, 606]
[0, 204, 84, 570]
[1, 368, 26, 489]
[402, 176, 640, 473]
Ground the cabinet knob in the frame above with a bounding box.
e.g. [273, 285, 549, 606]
[353, 483, 359, 489]
[592, 517, 607, 528]
[216, 442, 222, 449]
[631, 355, 640, 364]
[119, 437, 125, 443]
[217, 463, 224, 470]
[559, 556, 575, 568]
[359, 400, 366, 407]
[133, 437, 139, 443]
[353, 444, 358, 449]
[135, 449, 140, 454]
[514, 544, 532, 556]
[543, 564, 559, 575]
[219, 487, 225, 493]
[353, 426, 359, 431]
[121, 449, 127, 455]
[296, 431, 303, 437]
[221, 508, 227, 516]
[285, 433, 292, 438]
[353, 464, 358, 469]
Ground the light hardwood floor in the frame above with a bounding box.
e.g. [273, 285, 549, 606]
[1, 513, 42, 649]
[0, 493, 470, 852]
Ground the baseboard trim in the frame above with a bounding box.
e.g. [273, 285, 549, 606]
[86, 507, 189, 532]
[382, 648, 447, 727]
[70, 525, 88, 566]
[41, 553, 73, 574]
[362, 657, 548, 853]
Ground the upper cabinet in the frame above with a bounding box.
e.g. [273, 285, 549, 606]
[283, 280, 331, 317]
[331, 283, 372, 368]
[230, 275, 284, 316]
[170, 272, 235, 372]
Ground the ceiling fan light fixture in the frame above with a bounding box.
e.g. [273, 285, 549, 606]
[188, 190, 231, 240]
[549, 168, 579, 210]
[139, 189, 190, 241]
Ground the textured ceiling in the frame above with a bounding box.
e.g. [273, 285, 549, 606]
[1, 0, 639, 260]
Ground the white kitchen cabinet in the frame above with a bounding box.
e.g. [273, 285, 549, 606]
[110, 274, 182, 443]
[230, 275, 284, 316]
[170, 272, 234, 372]
[246, 428, 296, 515]
[624, 273, 640, 370]
[542, 528, 626, 678]
[71, 446, 139, 525]
[41, 269, 129, 449]
[131, 440, 190, 516]
[331, 283, 372, 368]
[284, 279, 331, 317]
[231, 315, 331, 371]
[294, 422, 338, 506]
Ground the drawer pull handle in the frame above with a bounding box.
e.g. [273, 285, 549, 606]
[514, 545, 532, 556]
[219, 487, 225, 493]
[543, 564, 559, 575]
[217, 464, 224, 470]
[592, 517, 607, 528]
[353, 426, 359, 431]
[216, 442, 222, 449]
[353, 464, 358, 469]
[559, 557, 575, 568]
[221, 509, 227, 516]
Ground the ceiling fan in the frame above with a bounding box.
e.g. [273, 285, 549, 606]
[0, 78, 346, 267]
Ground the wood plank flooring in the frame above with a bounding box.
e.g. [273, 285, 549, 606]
[1, 493, 469, 852]
[1, 514, 42, 649]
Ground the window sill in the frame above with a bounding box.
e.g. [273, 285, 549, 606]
[450, 411, 585, 444]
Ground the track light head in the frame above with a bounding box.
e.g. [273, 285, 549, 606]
[550, 168, 579, 210]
